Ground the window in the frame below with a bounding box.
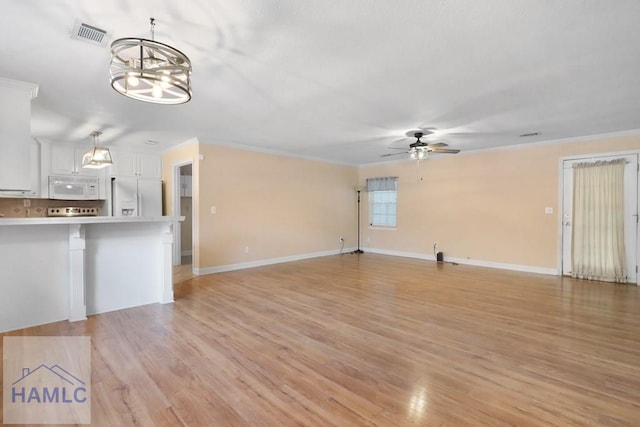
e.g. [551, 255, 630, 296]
[367, 177, 397, 228]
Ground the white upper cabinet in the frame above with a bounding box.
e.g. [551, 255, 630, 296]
[110, 150, 161, 178]
[0, 77, 38, 192]
[49, 144, 99, 176]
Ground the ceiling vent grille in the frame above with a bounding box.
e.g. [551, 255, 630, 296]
[71, 21, 109, 46]
[519, 131, 540, 137]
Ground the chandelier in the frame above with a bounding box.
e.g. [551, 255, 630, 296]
[409, 146, 428, 160]
[109, 18, 192, 104]
[82, 131, 113, 169]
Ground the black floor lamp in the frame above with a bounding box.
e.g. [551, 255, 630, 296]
[353, 187, 364, 254]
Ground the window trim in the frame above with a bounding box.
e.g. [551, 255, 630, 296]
[366, 177, 398, 229]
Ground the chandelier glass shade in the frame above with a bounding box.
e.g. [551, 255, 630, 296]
[409, 146, 428, 160]
[82, 131, 113, 169]
[109, 19, 192, 105]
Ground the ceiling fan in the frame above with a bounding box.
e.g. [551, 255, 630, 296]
[381, 130, 460, 159]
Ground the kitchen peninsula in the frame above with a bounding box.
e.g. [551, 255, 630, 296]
[0, 216, 182, 333]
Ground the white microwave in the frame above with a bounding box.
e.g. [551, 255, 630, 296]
[49, 176, 100, 200]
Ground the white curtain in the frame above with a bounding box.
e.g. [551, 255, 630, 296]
[572, 159, 626, 282]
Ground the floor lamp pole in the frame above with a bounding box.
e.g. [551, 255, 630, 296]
[354, 189, 363, 254]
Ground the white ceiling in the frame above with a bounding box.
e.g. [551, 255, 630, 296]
[2, 0, 639, 165]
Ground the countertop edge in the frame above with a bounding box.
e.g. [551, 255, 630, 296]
[0, 216, 185, 226]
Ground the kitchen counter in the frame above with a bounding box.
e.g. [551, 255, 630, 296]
[0, 216, 184, 333]
[0, 215, 181, 225]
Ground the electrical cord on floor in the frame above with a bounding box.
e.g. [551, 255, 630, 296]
[433, 243, 459, 266]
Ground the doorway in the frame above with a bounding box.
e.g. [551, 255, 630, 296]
[179, 164, 193, 265]
[561, 152, 639, 284]
[173, 162, 193, 271]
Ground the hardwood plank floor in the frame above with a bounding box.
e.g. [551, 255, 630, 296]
[2, 254, 640, 426]
[173, 261, 194, 284]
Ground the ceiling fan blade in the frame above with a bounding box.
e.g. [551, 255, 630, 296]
[380, 152, 408, 157]
[388, 146, 408, 150]
[428, 142, 448, 148]
[405, 129, 434, 138]
[429, 148, 460, 154]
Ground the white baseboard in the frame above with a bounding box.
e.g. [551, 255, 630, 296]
[365, 247, 558, 276]
[193, 246, 557, 277]
[194, 247, 356, 275]
[181, 250, 192, 257]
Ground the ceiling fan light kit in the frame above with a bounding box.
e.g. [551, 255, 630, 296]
[109, 18, 192, 105]
[409, 147, 428, 160]
[382, 130, 460, 160]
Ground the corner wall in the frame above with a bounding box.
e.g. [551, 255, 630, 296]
[358, 133, 640, 272]
[196, 144, 358, 271]
[162, 140, 198, 216]
[162, 139, 199, 264]
[164, 142, 359, 272]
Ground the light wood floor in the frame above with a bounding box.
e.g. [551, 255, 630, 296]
[2, 254, 640, 426]
[173, 262, 194, 284]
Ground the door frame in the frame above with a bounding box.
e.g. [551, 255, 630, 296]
[172, 160, 193, 266]
[558, 149, 640, 284]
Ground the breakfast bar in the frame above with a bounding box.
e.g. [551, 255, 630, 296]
[0, 216, 182, 333]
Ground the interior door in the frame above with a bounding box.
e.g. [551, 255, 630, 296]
[562, 153, 639, 284]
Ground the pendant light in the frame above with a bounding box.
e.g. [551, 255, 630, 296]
[109, 18, 192, 104]
[81, 131, 113, 169]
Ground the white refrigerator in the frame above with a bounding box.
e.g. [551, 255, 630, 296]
[111, 177, 162, 217]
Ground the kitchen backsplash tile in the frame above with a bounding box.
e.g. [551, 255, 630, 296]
[0, 198, 106, 218]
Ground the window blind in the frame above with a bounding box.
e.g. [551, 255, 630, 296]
[366, 177, 398, 227]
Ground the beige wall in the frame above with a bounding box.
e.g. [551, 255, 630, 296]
[197, 144, 358, 269]
[164, 141, 358, 270]
[162, 141, 198, 263]
[161, 140, 198, 216]
[163, 133, 638, 273]
[359, 133, 640, 270]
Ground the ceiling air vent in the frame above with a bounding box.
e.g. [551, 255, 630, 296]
[519, 131, 540, 138]
[71, 20, 109, 46]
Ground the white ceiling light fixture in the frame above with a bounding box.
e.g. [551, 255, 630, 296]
[409, 146, 428, 160]
[82, 131, 113, 169]
[109, 18, 192, 105]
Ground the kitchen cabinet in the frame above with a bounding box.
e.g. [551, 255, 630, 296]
[0, 216, 178, 333]
[0, 77, 38, 193]
[49, 143, 100, 176]
[109, 150, 161, 179]
[0, 141, 41, 197]
[39, 141, 107, 199]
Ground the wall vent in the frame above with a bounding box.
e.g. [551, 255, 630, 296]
[71, 21, 109, 46]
